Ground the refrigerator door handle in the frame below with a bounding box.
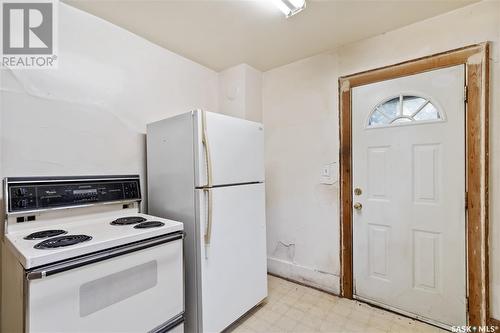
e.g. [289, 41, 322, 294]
[201, 111, 213, 188]
[203, 188, 213, 259]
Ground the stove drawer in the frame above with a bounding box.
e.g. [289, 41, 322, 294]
[26, 233, 184, 333]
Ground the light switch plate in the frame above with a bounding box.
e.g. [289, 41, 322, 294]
[322, 165, 331, 178]
[320, 162, 338, 185]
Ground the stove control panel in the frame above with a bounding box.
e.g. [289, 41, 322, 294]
[6, 176, 141, 213]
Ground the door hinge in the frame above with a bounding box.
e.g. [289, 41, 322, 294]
[464, 85, 468, 103]
[465, 191, 468, 210]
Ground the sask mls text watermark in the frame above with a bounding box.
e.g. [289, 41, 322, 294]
[452, 325, 499, 333]
[1, 0, 58, 68]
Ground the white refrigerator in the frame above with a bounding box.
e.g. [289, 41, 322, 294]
[147, 110, 268, 333]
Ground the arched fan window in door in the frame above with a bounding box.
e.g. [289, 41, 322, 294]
[367, 95, 443, 127]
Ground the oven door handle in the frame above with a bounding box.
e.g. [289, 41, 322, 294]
[26, 231, 184, 280]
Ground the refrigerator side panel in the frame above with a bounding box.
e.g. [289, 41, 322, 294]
[196, 183, 268, 332]
[195, 111, 265, 187]
[146, 112, 201, 333]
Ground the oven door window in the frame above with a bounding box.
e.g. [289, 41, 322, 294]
[27, 239, 183, 332]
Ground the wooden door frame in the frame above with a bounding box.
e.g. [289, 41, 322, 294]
[338, 43, 490, 326]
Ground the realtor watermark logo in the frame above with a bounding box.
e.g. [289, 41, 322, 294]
[1, 0, 58, 68]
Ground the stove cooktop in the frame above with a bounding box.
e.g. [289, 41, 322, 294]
[134, 221, 166, 229]
[24, 230, 68, 240]
[24, 218, 167, 250]
[34, 235, 92, 250]
[7, 212, 183, 269]
[110, 216, 147, 225]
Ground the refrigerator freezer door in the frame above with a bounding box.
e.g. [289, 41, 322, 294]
[196, 183, 267, 332]
[195, 111, 265, 187]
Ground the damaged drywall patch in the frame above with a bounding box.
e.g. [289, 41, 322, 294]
[273, 240, 296, 263]
[3, 53, 126, 105]
[0, 68, 144, 133]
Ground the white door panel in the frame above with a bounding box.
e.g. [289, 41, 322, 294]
[195, 111, 265, 187]
[352, 65, 466, 327]
[196, 184, 267, 332]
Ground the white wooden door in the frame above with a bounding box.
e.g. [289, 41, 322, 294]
[352, 65, 466, 328]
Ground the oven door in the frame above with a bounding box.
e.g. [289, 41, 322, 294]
[25, 233, 184, 333]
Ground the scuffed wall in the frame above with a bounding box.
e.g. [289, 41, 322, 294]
[337, 0, 500, 319]
[0, 2, 218, 206]
[263, 54, 340, 293]
[263, 0, 500, 318]
[0, 2, 219, 314]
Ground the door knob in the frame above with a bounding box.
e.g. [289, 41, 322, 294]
[353, 202, 363, 210]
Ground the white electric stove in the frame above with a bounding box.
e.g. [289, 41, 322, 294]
[1, 175, 185, 333]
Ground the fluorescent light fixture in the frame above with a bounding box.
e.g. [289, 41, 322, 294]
[271, 0, 306, 18]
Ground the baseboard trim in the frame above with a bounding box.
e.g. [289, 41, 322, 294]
[268, 272, 341, 298]
[267, 257, 340, 295]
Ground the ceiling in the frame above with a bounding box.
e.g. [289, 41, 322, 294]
[65, 0, 477, 72]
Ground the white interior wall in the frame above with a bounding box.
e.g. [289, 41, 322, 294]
[0, 2, 218, 206]
[263, 0, 500, 318]
[244, 65, 263, 123]
[218, 64, 263, 122]
[263, 54, 340, 292]
[0, 2, 219, 312]
[1, 0, 498, 321]
[218, 65, 247, 119]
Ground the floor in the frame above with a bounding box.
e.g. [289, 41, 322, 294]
[229, 275, 445, 333]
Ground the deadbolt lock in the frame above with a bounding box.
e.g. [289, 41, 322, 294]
[354, 188, 362, 196]
[353, 202, 363, 210]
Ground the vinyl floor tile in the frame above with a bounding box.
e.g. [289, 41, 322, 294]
[228, 275, 446, 333]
